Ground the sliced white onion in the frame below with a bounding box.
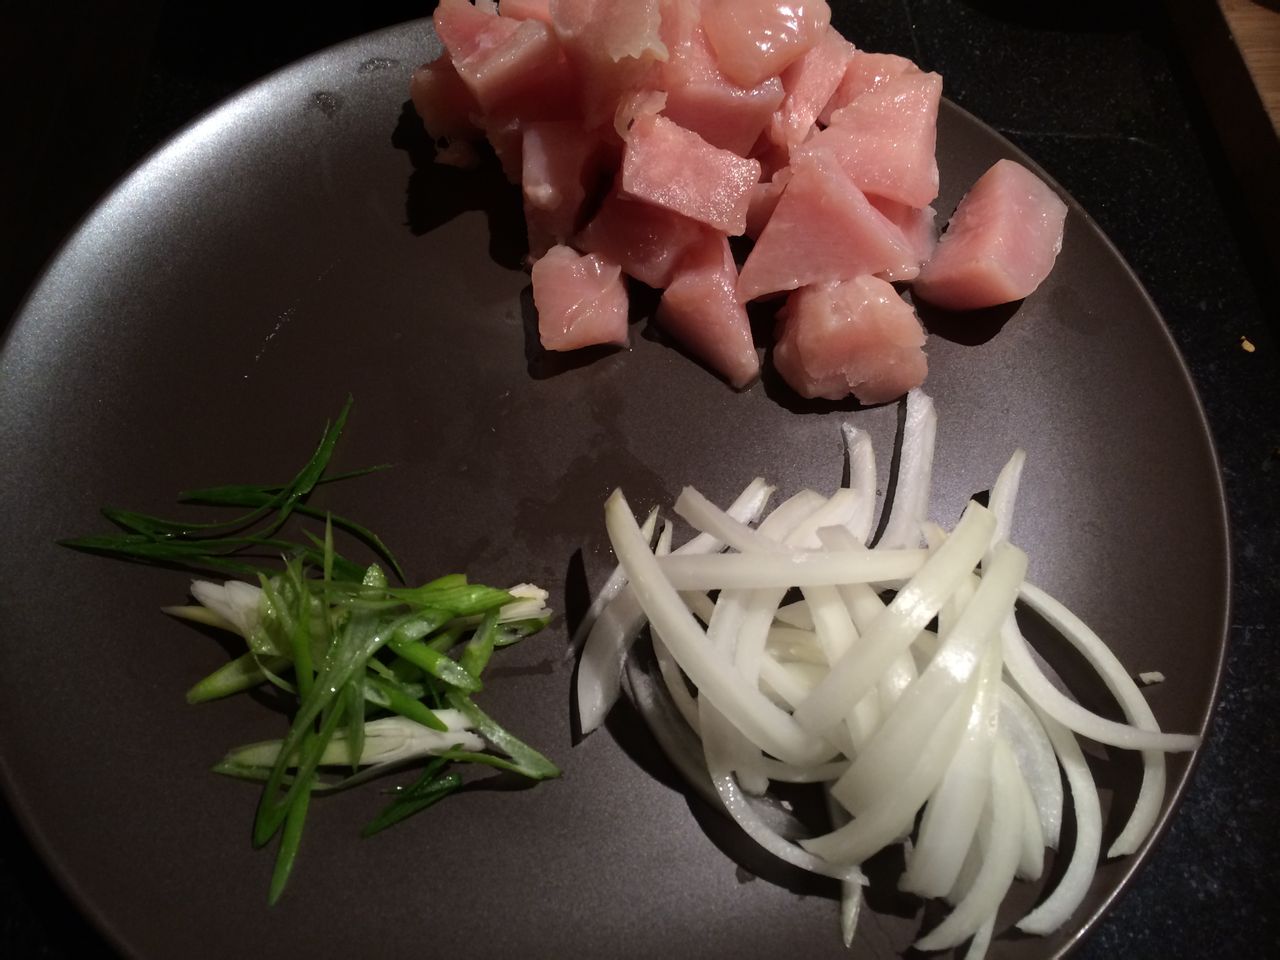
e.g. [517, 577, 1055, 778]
[997, 683, 1063, 848]
[836, 544, 1025, 816]
[773, 600, 815, 630]
[655, 548, 928, 591]
[606, 489, 836, 768]
[802, 689, 974, 863]
[901, 636, 1003, 899]
[569, 506, 659, 652]
[876, 389, 937, 550]
[1016, 582, 1187, 856]
[1015, 705, 1102, 935]
[1012, 757, 1045, 881]
[999, 612, 1193, 753]
[841, 423, 878, 545]
[576, 481, 772, 735]
[581, 393, 1200, 956]
[914, 739, 1024, 951]
[986, 448, 1025, 563]
[701, 698, 864, 883]
[793, 503, 995, 738]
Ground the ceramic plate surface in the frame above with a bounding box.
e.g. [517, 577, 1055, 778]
[0, 20, 1228, 960]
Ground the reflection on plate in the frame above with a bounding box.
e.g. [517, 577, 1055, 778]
[0, 19, 1227, 960]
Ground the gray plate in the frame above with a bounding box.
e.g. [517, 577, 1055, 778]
[0, 19, 1228, 960]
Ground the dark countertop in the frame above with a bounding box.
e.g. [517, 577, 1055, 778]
[2, 2, 1276, 957]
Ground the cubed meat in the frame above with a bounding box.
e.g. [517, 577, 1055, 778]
[531, 245, 630, 350]
[661, 13, 785, 157]
[656, 234, 761, 387]
[621, 114, 761, 235]
[737, 148, 915, 301]
[773, 276, 927, 404]
[409, 58, 482, 143]
[913, 159, 1067, 311]
[817, 50, 919, 125]
[770, 26, 855, 151]
[800, 70, 942, 207]
[701, 0, 832, 88]
[522, 121, 608, 256]
[576, 187, 713, 289]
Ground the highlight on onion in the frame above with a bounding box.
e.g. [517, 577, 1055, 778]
[574, 389, 1200, 954]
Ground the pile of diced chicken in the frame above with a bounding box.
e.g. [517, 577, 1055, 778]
[413, 0, 1068, 404]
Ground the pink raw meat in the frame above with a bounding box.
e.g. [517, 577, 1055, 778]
[745, 166, 792, 239]
[770, 26, 855, 151]
[622, 114, 761, 235]
[749, 125, 793, 180]
[449, 16, 576, 120]
[552, 0, 667, 127]
[500, 0, 552, 22]
[482, 115, 525, 182]
[913, 159, 1067, 310]
[868, 196, 937, 281]
[800, 71, 942, 207]
[737, 149, 915, 301]
[818, 51, 919, 125]
[774, 276, 927, 404]
[576, 187, 713, 288]
[660, 4, 786, 156]
[532, 246, 630, 351]
[434, 0, 517, 64]
[522, 122, 607, 256]
[656, 234, 761, 388]
[701, 0, 832, 88]
[410, 59, 481, 142]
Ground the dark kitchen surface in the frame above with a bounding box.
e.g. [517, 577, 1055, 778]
[1, 2, 1276, 958]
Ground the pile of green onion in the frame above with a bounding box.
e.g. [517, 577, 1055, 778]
[62, 398, 559, 901]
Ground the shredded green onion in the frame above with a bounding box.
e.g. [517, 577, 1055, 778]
[61, 398, 558, 902]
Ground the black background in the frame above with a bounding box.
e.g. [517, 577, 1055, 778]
[2, 1, 1277, 956]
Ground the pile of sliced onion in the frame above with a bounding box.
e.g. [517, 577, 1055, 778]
[575, 389, 1199, 954]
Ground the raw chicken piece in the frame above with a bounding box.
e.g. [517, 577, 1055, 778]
[701, 0, 832, 88]
[499, 0, 552, 22]
[434, 0, 513, 63]
[913, 159, 1068, 310]
[410, 58, 481, 143]
[656, 234, 761, 387]
[614, 89, 668, 139]
[773, 276, 927, 404]
[661, 2, 786, 156]
[799, 71, 942, 207]
[522, 122, 607, 256]
[769, 26, 855, 151]
[531, 246, 630, 350]
[449, 15, 576, 120]
[745, 166, 792, 239]
[622, 114, 761, 235]
[749, 125, 793, 180]
[576, 187, 713, 288]
[868, 196, 937, 282]
[817, 50, 919, 125]
[737, 148, 915, 302]
[552, 0, 667, 127]
[483, 116, 525, 183]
